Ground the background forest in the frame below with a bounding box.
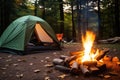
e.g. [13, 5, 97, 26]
[0, 0, 120, 42]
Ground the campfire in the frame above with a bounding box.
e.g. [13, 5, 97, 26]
[53, 30, 120, 76]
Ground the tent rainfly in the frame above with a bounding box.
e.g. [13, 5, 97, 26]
[0, 15, 60, 55]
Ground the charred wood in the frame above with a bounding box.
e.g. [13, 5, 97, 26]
[54, 65, 71, 73]
[83, 61, 97, 66]
[97, 62, 106, 73]
[64, 55, 77, 66]
[95, 48, 109, 61]
[71, 61, 79, 74]
[80, 64, 90, 76]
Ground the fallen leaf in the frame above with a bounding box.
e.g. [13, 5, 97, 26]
[104, 75, 111, 78]
[97, 74, 104, 78]
[58, 74, 67, 79]
[6, 59, 12, 62]
[32, 56, 37, 59]
[34, 69, 41, 73]
[16, 74, 23, 78]
[29, 63, 33, 65]
[5, 64, 9, 67]
[41, 60, 44, 62]
[8, 55, 12, 58]
[108, 71, 119, 76]
[2, 72, 6, 74]
[13, 63, 18, 66]
[1, 67, 7, 70]
[45, 57, 50, 60]
[44, 64, 53, 67]
[44, 76, 51, 80]
[53, 52, 57, 55]
[0, 57, 3, 59]
[17, 59, 26, 62]
[45, 57, 50, 62]
[45, 69, 53, 73]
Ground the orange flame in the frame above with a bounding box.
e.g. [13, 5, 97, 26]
[81, 31, 96, 62]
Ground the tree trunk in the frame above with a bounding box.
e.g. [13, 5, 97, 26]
[76, 0, 81, 42]
[34, 0, 38, 16]
[0, 0, 11, 35]
[114, 0, 120, 36]
[97, 0, 102, 39]
[71, 2, 76, 41]
[59, 0, 64, 34]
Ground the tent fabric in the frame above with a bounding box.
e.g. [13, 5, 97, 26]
[35, 23, 53, 43]
[0, 15, 60, 51]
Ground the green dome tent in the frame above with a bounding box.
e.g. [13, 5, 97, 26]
[0, 15, 60, 55]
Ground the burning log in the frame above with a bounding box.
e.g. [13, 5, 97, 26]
[80, 64, 90, 76]
[64, 55, 77, 66]
[65, 55, 77, 62]
[97, 62, 106, 72]
[54, 65, 71, 73]
[71, 61, 79, 74]
[70, 51, 83, 56]
[95, 48, 109, 61]
[83, 61, 97, 66]
[53, 58, 64, 65]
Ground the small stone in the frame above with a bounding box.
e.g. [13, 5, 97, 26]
[29, 63, 33, 65]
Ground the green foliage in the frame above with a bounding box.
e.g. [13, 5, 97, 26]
[100, 0, 120, 38]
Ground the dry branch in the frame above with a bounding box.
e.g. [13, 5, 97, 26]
[95, 48, 109, 61]
[98, 37, 120, 44]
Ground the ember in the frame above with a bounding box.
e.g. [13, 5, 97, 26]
[53, 30, 120, 76]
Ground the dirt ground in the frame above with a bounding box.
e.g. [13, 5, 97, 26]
[0, 43, 120, 80]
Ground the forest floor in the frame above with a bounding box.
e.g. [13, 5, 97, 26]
[0, 43, 120, 80]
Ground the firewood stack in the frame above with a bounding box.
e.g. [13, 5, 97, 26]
[52, 48, 120, 76]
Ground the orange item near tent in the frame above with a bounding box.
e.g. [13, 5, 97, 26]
[56, 33, 63, 41]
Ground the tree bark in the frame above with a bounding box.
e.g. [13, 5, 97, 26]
[76, 0, 81, 42]
[59, 0, 64, 34]
[0, 0, 12, 35]
[114, 0, 120, 36]
[71, 2, 76, 41]
[98, 0, 102, 39]
[34, 0, 38, 16]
